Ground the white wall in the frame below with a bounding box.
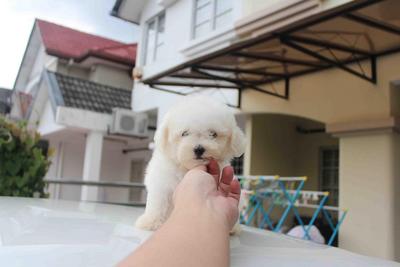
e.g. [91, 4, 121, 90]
[137, 0, 241, 74]
[28, 45, 47, 84]
[132, 0, 191, 117]
[46, 134, 151, 203]
[59, 141, 86, 200]
[15, 40, 56, 94]
[99, 139, 152, 203]
[19, 39, 56, 94]
[37, 100, 65, 136]
[14, 25, 42, 91]
[132, 0, 242, 121]
[46, 138, 86, 201]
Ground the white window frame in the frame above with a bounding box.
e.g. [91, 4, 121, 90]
[191, 0, 233, 39]
[143, 12, 165, 64]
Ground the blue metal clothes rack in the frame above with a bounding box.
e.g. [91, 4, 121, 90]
[238, 175, 348, 246]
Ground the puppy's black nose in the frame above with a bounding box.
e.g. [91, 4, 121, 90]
[194, 145, 205, 158]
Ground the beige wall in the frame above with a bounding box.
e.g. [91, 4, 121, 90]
[241, 53, 400, 124]
[339, 131, 400, 261]
[241, 46, 400, 260]
[394, 131, 400, 262]
[295, 130, 338, 191]
[56, 62, 133, 90]
[249, 114, 297, 176]
[89, 64, 133, 90]
[240, 0, 351, 18]
[241, 0, 282, 17]
[390, 81, 400, 116]
[249, 114, 338, 185]
[57, 62, 91, 80]
[246, 113, 338, 225]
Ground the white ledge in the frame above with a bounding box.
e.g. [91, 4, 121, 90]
[327, 117, 400, 137]
[55, 106, 111, 132]
[180, 26, 238, 58]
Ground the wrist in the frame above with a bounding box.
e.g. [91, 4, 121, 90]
[171, 201, 231, 234]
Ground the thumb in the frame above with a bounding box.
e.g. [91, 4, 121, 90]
[191, 164, 207, 172]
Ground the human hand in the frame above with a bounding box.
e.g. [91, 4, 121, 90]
[173, 160, 241, 231]
[120, 160, 239, 267]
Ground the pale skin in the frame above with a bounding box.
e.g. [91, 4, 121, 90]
[118, 160, 241, 267]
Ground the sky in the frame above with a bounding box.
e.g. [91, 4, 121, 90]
[0, 0, 139, 89]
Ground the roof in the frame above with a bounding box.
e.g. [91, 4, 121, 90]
[36, 19, 136, 66]
[47, 71, 131, 114]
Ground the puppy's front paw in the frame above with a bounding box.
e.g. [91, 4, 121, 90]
[230, 223, 242, 235]
[135, 213, 164, 231]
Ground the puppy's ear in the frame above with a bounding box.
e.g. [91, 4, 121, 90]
[154, 114, 169, 152]
[230, 126, 246, 157]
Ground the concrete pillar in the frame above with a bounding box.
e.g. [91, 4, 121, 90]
[55, 141, 65, 199]
[81, 131, 104, 201]
[243, 114, 253, 176]
[329, 118, 400, 261]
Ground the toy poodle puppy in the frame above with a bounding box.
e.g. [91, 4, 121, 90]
[135, 96, 246, 231]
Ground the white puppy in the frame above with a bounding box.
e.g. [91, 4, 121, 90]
[135, 96, 246, 231]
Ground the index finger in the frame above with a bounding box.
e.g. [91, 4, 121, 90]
[207, 159, 220, 184]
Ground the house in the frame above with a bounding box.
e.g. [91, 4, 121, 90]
[112, 0, 400, 261]
[11, 19, 152, 205]
[0, 88, 12, 115]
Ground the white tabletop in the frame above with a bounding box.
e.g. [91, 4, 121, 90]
[0, 197, 398, 267]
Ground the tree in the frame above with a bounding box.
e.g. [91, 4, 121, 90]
[0, 116, 52, 197]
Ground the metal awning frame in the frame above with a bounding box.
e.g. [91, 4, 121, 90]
[143, 0, 400, 108]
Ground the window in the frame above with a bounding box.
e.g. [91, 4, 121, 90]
[144, 12, 165, 64]
[231, 155, 244, 175]
[319, 147, 339, 206]
[193, 0, 233, 39]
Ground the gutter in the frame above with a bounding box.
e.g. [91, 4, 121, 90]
[45, 48, 135, 68]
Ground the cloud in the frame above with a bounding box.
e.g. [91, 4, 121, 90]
[0, 0, 139, 88]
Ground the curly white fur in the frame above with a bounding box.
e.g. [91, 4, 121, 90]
[135, 96, 246, 231]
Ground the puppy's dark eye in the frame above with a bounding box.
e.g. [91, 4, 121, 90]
[209, 131, 217, 138]
[181, 131, 189, 137]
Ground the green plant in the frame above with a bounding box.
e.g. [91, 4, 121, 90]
[0, 116, 52, 197]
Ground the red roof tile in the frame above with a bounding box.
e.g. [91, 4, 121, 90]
[36, 19, 136, 66]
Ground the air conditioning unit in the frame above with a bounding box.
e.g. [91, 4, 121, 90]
[111, 108, 149, 137]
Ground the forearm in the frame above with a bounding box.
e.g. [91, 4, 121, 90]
[118, 206, 230, 267]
